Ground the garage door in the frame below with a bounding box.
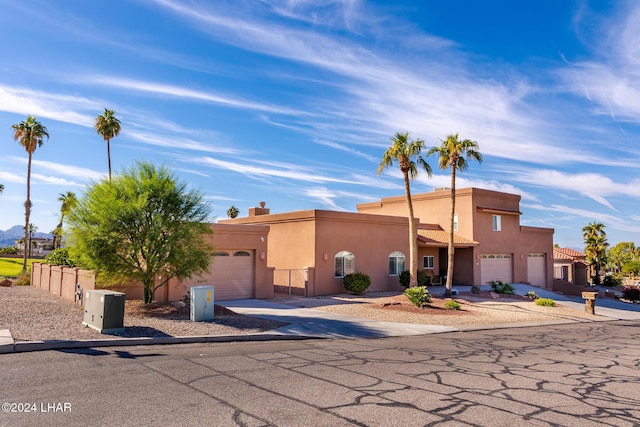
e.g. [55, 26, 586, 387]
[480, 254, 513, 284]
[206, 250, 255, 300]
[527, 253, 546, 286]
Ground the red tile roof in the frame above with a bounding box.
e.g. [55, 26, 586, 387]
[417, 227, 478, 247]
[553, 247, 586, 261]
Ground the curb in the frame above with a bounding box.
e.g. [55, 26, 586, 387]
[8, 333, 319, 354]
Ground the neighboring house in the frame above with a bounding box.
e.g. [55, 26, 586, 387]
[553, 247, 588, 287]
[15, 237, 54, 256]
[222, 187, 554, 296]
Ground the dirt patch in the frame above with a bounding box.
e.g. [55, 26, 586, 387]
[125, 300, 236, 319]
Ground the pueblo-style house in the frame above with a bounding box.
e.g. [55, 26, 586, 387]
[219, 187, 554, 298]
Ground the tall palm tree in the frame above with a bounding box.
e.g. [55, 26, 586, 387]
[12, 115, 49, 271]
[0, 184, 4, 194]
[582, 222, 608, 285]
[428, 133, 482, 296]
[27, 223, 38, 257]
[53, 191, 78, 249]
[94, 108, 121, 182]
[378, 132, 432, 288]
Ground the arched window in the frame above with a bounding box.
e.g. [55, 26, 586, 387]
[388, 251, 405, 276]
[233, 251, 251, 256]
[334, 251, 355, 278]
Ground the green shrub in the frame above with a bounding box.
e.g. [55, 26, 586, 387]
[602, 273, 622, 287]
[525, 291, 539, 299]
[417, 270, 427, 287]
[444, 299, 461, 310]
[489, 280, 514, 294]
[404, 286, 431, 308]
[398, 270, 410, 288]
[471, 285, 480, 294]
[0, 246, 19, 255]
[14, 271, 30, 286]
[535, 298, 556, 307]
[45, 248, 77, 267]
[343, 272, 371, 295]
[622, 261, 640, 277]
[622, 285, 640, 302]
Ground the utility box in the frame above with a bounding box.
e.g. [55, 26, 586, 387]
[82, 290, 126, 334]
[190, 286, 214, 322]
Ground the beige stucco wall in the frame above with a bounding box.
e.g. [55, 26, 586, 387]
[359, 188, 554, 287]
[223, 210, 412, 296]
[180, 223, 273, 300]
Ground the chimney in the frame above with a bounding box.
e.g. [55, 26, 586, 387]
[249, 201, 270, 217]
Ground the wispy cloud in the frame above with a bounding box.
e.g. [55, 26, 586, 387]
[127, 131, 243, 155]
[197, 156, 366, 185]
[13, 158, 104, 181]
[507, 168, 640, 210]
[82, 75, 309, 117]
[559, 3, 640, 122]
[0, 85, 96, 126]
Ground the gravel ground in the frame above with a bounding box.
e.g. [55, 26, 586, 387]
[1, 285, 605, 342]
[271, 291, 605, 327]
[0, 285, 286, 342]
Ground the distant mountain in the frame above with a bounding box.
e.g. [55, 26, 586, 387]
[0, 225, 53, 247]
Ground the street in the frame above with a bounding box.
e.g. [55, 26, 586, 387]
[1, 320, 639, 426]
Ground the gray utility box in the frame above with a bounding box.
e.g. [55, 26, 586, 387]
[190, 286, 214, 322]
[82, 290, 126, 334]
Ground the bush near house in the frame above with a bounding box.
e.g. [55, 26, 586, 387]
[525, 291, 539, 299]
[44, 248, 77, 267]
[444, 299, 461, 310]
[404, 286, 431, 308]
[343, 272, 371, 295]
[535, 298, 556, 307]
[398, 270, 410, 288]
[621, 285, 640, 303]
[489, 280, 515, 294]
[399, 270, 428, 288]
[602, 273, 622, 287]
[0, 246, 19, 255]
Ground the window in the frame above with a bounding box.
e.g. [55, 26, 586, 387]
[233, 251, 251, 256]
[492, 215, 502, 231]
[423, 256, 434, 269]
[453, 213, 458, 231]
[334, 251, 355, 278]
[388, 251, 406, 276]
[213, 251, 230, 256]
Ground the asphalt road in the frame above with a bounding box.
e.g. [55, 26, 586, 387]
[1, 320, 639, 426]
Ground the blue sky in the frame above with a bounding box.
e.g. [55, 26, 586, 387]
[1, 0, 639, 249]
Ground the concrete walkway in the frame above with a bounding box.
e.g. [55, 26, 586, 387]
[221, 299, 457, 339]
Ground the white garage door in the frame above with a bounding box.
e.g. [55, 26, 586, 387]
[527, 253, 546, 286]
[480, 254, 513, 284]
[206, 250, 254, 300]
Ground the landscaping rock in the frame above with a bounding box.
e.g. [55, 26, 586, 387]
[0, 279, 12, 287]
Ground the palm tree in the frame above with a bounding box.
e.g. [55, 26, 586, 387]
[583, 222, 608, 285]
[428, 133, 482, 296]
[27, 223, 38, 257]
[378, 132, 432, 288]
[12, 115, 49, 271]
[0, 184, 4, 194]
[53, 192, 78, 249]
[94, 108, 121, 182]
[227, 205, 239, 219]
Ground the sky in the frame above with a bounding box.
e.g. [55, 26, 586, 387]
[0, 0, 639, 250]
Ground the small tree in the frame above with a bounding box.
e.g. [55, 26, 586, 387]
[67, 161, 214, 303]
